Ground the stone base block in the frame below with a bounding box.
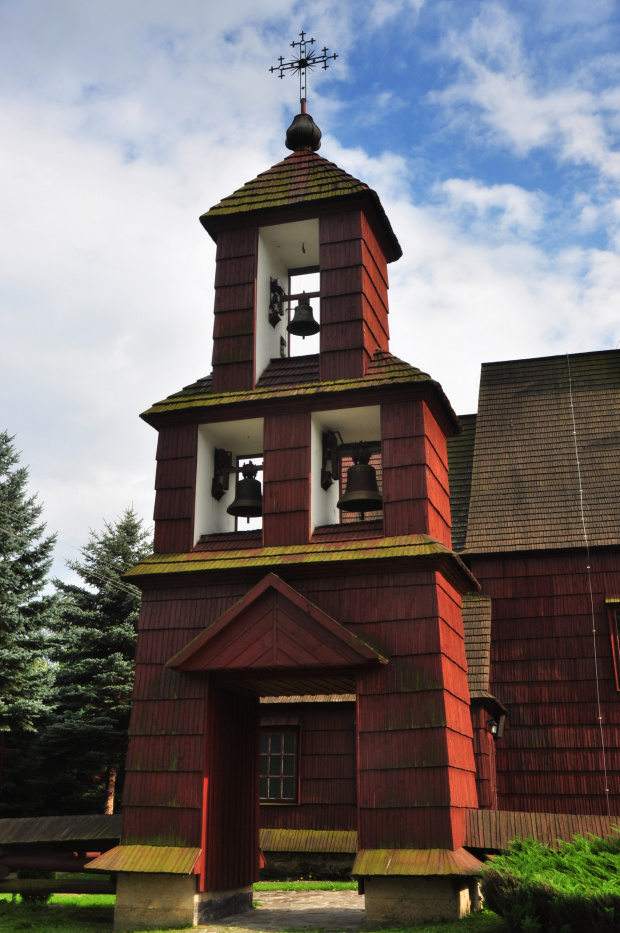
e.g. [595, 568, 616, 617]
[113, 872, 198, 931]
[364, 875, 475, 926]
[113, 874, 252, 931]
[196, 885, 253, 922]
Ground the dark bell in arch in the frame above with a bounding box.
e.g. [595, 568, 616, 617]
[337, 463, 383, 515]
[287, 298, 320, 338]
[227, 463, 262, 518]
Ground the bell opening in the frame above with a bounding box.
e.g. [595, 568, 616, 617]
[226, 457, 263, 529]
[288, 270, 320, 356]
[337, 450, 383, 524]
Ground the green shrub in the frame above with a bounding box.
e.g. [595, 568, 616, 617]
[15, 868, 55, 904]
[481, 834, 620, 933]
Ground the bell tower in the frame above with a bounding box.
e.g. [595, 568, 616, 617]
[105, 38, 481, 931]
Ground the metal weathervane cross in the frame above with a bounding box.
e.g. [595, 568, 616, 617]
[270, 31, 337, 113]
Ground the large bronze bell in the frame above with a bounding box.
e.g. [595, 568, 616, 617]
[287, 298, 320, 338]
[226, 462, 263, 518]
[337, 462, 383, 515]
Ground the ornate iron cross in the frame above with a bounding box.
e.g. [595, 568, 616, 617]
[270, 31, 338, 113]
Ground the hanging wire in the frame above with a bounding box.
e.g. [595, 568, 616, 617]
[0, 498, 152, 574]
[0, 522, 142, 599]
[566, 352, 611, 818]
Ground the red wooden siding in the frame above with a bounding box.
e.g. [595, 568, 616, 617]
[381, 399, 452, 545]
[153, 425, 198, 554]
[263, 413, 310, 546]
[471, 550, 620, 815]
[295, 568, 477, 851]
[211, 228, 257, 394]
[122, 563, 477, 858]
[260, 702, 357, 832]
[470, 705, 498, 810]
[121, 583, 248, 847]
[202, 683, 259, 892]
[319, 211, 390, 383]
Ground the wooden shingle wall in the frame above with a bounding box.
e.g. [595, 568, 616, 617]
[202, 684, 259, 891]
[153, 426, 197, 554]
[381, 400, 452, 546]
[211, 228, 257, 394]
[122, 582, 248, 849]
[472, 550, 620, 815]
[259, 702, 357, 832]
[263, 413, 311, 546]
[319, 211, 389, 383]
[470, 704, 498, 810]
[286, 568, 478, 850]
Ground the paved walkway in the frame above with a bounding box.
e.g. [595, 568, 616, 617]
[199, 890, 366, 932]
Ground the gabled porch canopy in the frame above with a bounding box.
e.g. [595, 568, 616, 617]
[166, 573, 388, 695]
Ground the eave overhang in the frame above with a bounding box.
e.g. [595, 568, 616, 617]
[140, 364, 461, 439]
[201, 189, 402, 263]
[124, 534, 479, 596]
[352, 847, 483, 877]
[86, 845, 201, 875]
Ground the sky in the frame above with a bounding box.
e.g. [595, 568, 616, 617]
[1, 0, 620, 583]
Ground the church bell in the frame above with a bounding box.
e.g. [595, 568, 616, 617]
[287, 298, 320, 338]
[226, 462, 263, 519]
[337, 449, 383, 516]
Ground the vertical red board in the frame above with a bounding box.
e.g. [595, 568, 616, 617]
[211, 228, 257, 394]
[153, 425, 198, 554]
[472, 549, 620, 816]
[202, 681, 260, 891]
[381, 400, 452, 546]
[319, 211, 390, 382]
[262, 412, 310, 546]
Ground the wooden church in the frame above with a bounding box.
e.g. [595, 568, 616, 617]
[93, 85, 620, 931]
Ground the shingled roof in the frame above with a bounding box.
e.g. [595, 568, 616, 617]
[199, 148, 401, 260]
[142, 350, 459, 431]
[463, 349, 620, 553]
[203, 149, 368, 218]
[462, 594, 492, 698]
[447, 413, 476, 553]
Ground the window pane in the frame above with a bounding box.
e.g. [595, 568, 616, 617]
[282, 777, 295, 799]
[259, 777, 268, 798]
[270, 733, 282, 754]
[268, 778, 280, 799]
[283, 734, 295, 753]
[260, 734, 269, 754]
[283, 755, 295, 776]
[269, 757, 281, 777]
[259, 757, 268, 776]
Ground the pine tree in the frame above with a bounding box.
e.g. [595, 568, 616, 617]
[42, 507, 152, 814]
[0, 431, 56, 736]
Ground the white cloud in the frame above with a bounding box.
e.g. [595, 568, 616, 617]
[436, 4, 620, 181]
[1, 0, 620, 585]
[438, 178, 545, 234]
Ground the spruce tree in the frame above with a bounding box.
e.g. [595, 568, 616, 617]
[0, 431, 55, 735]
[42, 508, 152, 814]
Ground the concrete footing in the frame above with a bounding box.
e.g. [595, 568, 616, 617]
[364, 875, 478, 925]
[113, 873, 252, 930]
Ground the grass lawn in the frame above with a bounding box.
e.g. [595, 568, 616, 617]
[0, 886, 507, 933]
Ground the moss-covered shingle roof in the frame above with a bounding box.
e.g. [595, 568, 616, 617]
[199, 148, 401, 260]
[125, 533, 478, 592]
[142, 350, 457, 424]
[203, 148, 368, 218]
